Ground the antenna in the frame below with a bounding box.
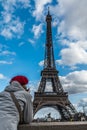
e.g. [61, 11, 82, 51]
[48, 6, 50, 15]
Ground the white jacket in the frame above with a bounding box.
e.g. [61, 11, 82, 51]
[0, 81, 33, 130]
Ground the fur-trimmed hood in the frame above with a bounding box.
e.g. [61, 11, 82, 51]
[5, 81, 25, 92]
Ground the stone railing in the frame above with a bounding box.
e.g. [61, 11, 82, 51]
[18, 121, 87, 130]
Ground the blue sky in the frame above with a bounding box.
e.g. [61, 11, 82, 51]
[0, 0, 87, 118]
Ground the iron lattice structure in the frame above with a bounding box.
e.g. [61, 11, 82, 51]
[33, 10, 77, 121]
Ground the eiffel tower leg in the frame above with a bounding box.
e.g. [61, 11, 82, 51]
[57, 105, 73, 121]
[38, 78, 46, 92]
[57, 106, 66, 121]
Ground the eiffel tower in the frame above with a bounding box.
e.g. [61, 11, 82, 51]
[33, 9, 77, 121]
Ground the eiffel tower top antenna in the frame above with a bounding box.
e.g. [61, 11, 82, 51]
[44, 6, 56, 69]
[48, 6, 50, 14]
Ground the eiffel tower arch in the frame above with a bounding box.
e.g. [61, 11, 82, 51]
[33, 9, 77, 121]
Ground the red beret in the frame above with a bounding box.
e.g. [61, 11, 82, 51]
[10, 75, 28, 85]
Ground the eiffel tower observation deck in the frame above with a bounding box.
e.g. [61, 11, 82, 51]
[33, 8, 77, 121]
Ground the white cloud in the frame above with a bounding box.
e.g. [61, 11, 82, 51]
[0, 50, 16, 56]
[0, 44, 16, 64]
[38, 60, 44, 67]
[45, 81, 53, 92]
[1, 0, 30, 10]
[50, 0, 87, 41]
[29, 81, 39, 99]
[0, 61, 13, 64]
[0, 0, 30, 39]
[1, 0, 15, 12]
[32, 24, 44, 38]
[0, 17, 24, 39]
[1, 28, 12, 39]
[78, 98, 87, 107]
[52, 17, 59, 27]
[1, 12, 12, 23]
[60, 70, 87, 94]
[33, 0, 52, 20]
[18, 42, 25, 47]
[28, 39, 35, 45]
[56, 41, 87, 67]
[0, 44, 16, 56]
[78, 98, 87, 113]
[0, 74, 6, 79]
[17, 0, 30, 8]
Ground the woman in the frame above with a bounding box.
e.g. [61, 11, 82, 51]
[0, 75, 33, 130]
